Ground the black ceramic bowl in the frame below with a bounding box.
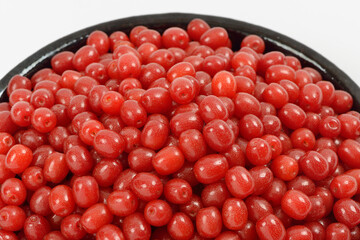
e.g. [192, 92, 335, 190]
[1, 12, 359, 110]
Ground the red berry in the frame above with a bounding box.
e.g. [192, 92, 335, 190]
[194, 154, 229, 184]
[222, 198, 248, 230]
[122, 213, 151, 240]
[93, 129, 125, 158]
[144, 199, 172, 226]
[187, 18, 210, 41]
[196, 206, 222, 238]
[72, 45, 99, 71]
[5, 144, 32, 174]
[49, 185, 75, 217]
[333, 198, 360, 228]
[167, 212, 194, 240]
[256, 214, 286, 240]
[281, 190, 312, 220]
[80, 203, 113, 234]
[131, 172, 163, 201]
[225, 166, 254, 199]
[246, 138, 272, 166]
[152, 146, 185, 175]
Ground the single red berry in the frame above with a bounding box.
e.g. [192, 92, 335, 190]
[256, 214, 286, 240]
[187, 18, 210, 41]
[80, 203, 113, 234]
[130, 172, 163, 201]
[225, 166, 254, 199]
[246, 138, 272, 166]
[5, 144, 32, 174]
[152, 146, 185, 175]
[122, 213, 151, 240]
[49, 185, 75, 217]
[144, 199, 172, 226]
[281, 190, 312, 220]
[167, 212, 194, 240]
[196, 206, 222, 238]
[333, 198, 360, 228]
[222, 198, 248, 230]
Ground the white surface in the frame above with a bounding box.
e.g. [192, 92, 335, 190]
[1, 0, 359, 85]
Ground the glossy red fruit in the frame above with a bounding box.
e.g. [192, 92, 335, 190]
[333, 198, 360, 228]
[167, 212, 194, 240]
[225, 166, 254, 199]
[44, 152, 68, 184]
[331, 90, 353, 114]
[211, 70, 237, 98]
[80, 203, 113, 234]
[262, 83, 289, 108]
[49, 185, 75, 217]
[233, 92, 261, 118]
[298, 83, 323, 112]
[96, 224, 125, 240]
[338, 139, 360, 168]
[164, 178, 192, 204]
[120, 100, 147, 128]
[179, 129, 207, 162]
[326, 223, 351, 240]
[187, 18, 210, 41]
[285, 225, 313, 240]
[141, 87, 172, 114]
[0, 178, 26, 205]
[162, 27, 189, 49]
[200, 27, 229, 50]
[0, 133, 15, 155]
[29, 186, 52, 216]
[222, 198, 248, 230]
[72, 176, 99, 208]
[330, 174, 358, 199]
[290, 128, 316, 151]
[299, 151, 329, 181]
[199, 95, 228, 123]
[130, 172, 163, 201]
[141, 120, 169, 151]
[345, 169, 360, 194]
[241, 34, 265, 53]
[117, 53, 141, 80]
[196, 206, 222, 238]
[194, 154, 229, 184]
[246, 138, 272, 166]
[107, 190, 138, 217]
[278, 103, 306, 130]
[93, 129, 125, 158]
[203, 119, 234, 152]
[144, 199, 172, 227]
[246, 196, 274, 222]
[152, 146, 185, 175]
[200, 182, 229, 209]
[122, 213, 151, 240]
[23, 214, 51, 240]
[72, 45, 99, 71]
[281, 190, 312, 220]
[256, 214, 286, 240]
[0, 205, 26, 231]
[265, 65, 295, 84]
[65, 146, 94, 176]
[5, 144, 32, 174]
[87, 30, 109, 55]
[271, 155, 299, 181]
[250, 166, 274, 196]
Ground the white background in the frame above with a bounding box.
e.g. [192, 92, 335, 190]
[0, 0, 359, 85]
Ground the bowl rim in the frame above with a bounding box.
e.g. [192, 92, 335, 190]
[1, 12, 359, 108]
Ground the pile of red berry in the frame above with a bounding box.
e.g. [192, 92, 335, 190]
[0, 18, 359, 240]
